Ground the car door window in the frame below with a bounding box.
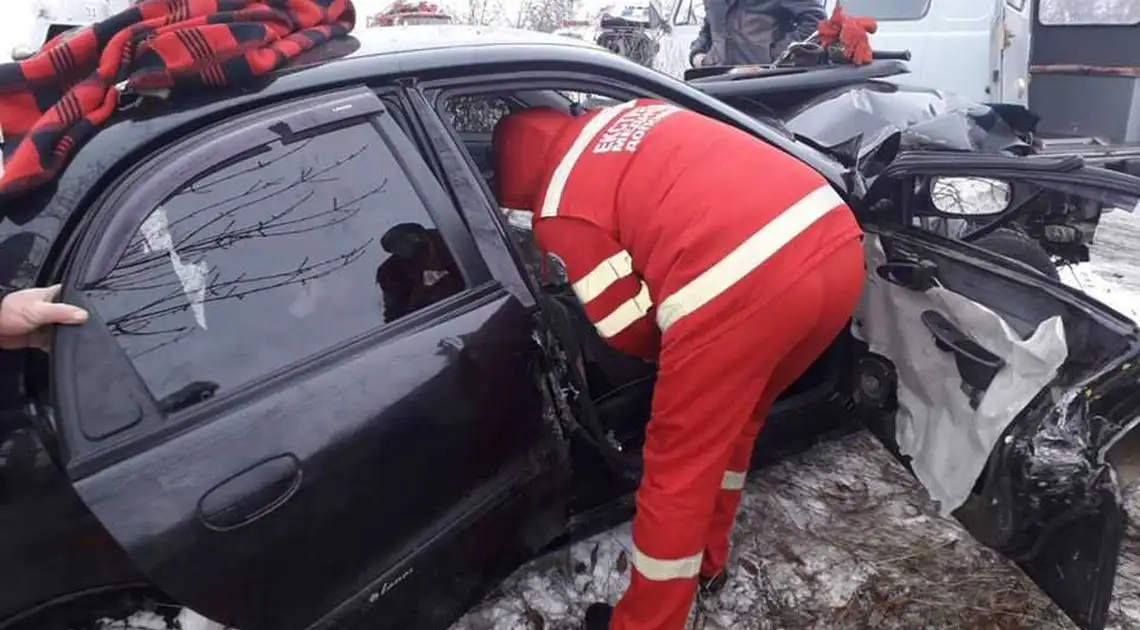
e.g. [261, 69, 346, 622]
[83, 121, 465, 409]
[838, 0, 932, 21]
[444, 95, 514, 134]
[1039, 0, 1140, 25]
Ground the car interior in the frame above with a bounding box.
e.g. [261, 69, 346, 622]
[429, 86, 845, 472]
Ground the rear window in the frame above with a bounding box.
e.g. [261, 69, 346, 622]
[837, 0, 931, 21]
[1039, 0, 1140, 25]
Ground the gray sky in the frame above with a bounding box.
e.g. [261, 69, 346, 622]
[1, 0, 37, 53]
[0, 0, 620, 59]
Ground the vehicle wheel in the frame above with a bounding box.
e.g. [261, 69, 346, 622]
[973, 226, 1060, 280]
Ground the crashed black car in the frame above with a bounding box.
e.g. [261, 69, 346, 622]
[2, 24, 1140, 630]
[685, 41, 1140, 274]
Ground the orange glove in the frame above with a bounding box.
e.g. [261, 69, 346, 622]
[816, 4, 846, 46]
[818, 5, 878, 66]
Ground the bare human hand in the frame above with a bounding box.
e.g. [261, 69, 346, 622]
[0, 285, 89, 351]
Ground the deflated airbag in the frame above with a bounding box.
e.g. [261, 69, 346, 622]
[853, 235, 1069, 514]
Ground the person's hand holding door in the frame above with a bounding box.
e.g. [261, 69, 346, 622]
[0, 285, 88, 350]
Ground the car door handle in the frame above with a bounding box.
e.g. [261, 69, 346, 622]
[198, 454, 303, 532]
[439, 336, 465, 356]
[876, 260, 938, 291]
[921, 310, 1006, 393]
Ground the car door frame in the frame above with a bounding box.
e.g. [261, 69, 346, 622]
[47, 84, 575, 630]
[855, 155, 1140, 630]
[996, 0, 1032, 104]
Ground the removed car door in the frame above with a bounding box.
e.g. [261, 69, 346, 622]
[853, 162, 1140, 630]
[46, 87, 571, 630]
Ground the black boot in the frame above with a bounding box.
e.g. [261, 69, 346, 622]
[699, 570, 729, 597]
[583, 603, 613, 629]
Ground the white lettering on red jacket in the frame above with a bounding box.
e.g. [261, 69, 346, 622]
[532, 98, 861, 356]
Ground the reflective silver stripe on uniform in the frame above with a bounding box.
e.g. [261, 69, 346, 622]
[721, 471, 747, 490]
[595, 281, 652, 338]
[540, 100, 638, 218]
[632, 547, 704, 581]
[572, 250, 635, 304]
[656, 185, 845, 332]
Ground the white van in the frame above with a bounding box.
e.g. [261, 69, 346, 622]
[659, 0, 1032, 105]
[5, 0, 128, 62]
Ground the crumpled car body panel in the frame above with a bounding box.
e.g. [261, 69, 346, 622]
[782, 81, 1037, 162]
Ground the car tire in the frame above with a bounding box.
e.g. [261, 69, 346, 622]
[973, 226, 1060, 280]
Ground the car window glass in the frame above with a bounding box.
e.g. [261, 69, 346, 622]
[444, 95, 514, 134]
[84, 122, 465, 411]
[1039, 0, 1140, 25]
[559, 91, 624, 110]
[838, 0, 931, 21]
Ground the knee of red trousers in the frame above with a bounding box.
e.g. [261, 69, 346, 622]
[612, 570, 700, 630]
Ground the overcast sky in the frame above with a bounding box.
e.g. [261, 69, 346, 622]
[0, 0, 623, 59]
[0, 0, 595, 47]
[1, 0, 37, 52]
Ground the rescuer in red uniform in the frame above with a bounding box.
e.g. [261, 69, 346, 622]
[492, 100, 866, 630]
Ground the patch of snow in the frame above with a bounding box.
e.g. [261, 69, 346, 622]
[94, 606, 231, 630]
[176, 608, 231, 630]
[1061, 210, 1140, 324]
[451, 432, 1076, 630]
[97, 610, 170, 630]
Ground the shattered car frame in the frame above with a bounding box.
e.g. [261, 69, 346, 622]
[686, 61, 1124, 270]
[1, 25, 1139, 630]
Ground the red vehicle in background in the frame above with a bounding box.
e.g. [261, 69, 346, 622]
[366, 1, 455, 27]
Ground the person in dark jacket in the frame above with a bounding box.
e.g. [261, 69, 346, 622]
[375, 223, 464, 323]
[0, 285, 88, 351]
[689, 0, 826, 67]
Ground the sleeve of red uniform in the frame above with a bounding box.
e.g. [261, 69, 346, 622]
[533, 217, 660, 363]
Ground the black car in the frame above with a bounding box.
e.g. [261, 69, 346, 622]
[684, 54, 1140, 271]
[2, 24, 1140, 630]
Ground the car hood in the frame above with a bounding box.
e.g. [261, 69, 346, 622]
[781, 82, 1038, 168]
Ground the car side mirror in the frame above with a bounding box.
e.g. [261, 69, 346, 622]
[11, 45, 37, 61]
[929, 177, 1012, 217]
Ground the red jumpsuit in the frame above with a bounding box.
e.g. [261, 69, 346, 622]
[493, 100, 865, 630]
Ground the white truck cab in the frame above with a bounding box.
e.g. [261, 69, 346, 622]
[660, 0, 1032, 105]
[825, 0, 1032, 105]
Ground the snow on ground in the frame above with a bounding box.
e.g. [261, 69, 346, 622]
[453, 432, 1075, 630]
[1061, 209, 1140, 323]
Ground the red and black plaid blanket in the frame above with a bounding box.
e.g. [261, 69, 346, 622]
[0, 0, 355, 200]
